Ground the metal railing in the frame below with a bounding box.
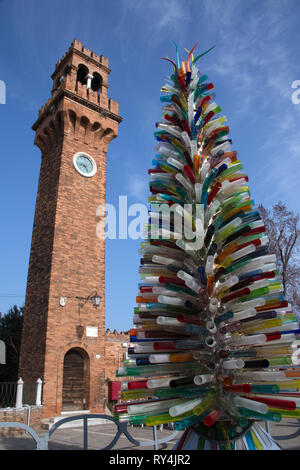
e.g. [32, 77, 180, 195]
[0, 382, 17, 408]
[0, 413, 299, 450]
[0, 378, 42, 410]
[23, 383, 39, 406]
[0, 413, 180, 450]
[272, 422, 300, 442]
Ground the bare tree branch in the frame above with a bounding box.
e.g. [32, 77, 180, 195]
[259, 201, 300, 312]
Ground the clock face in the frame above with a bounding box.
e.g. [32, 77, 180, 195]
[73, 153, 97, 177]
[77, 155, 93, 174]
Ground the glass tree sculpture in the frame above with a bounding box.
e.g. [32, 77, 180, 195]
[115, 44, 300, 450]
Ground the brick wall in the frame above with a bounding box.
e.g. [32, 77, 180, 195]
[0, 407, 43, 437]
[104, 329, 130, 384]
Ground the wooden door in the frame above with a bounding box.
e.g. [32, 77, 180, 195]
[62, 349, 85, 411]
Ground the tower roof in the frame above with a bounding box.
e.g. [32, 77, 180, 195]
[51, 39, 111, 81]
[32, 39, 122, 132]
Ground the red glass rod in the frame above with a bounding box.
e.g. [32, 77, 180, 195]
[244, 396, 296, 410]
[204, 409, 222, 427]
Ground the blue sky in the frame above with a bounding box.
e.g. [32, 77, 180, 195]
[0, 0, 300, 331]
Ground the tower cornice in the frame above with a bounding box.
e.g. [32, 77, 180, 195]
[32, 88, 122, 131]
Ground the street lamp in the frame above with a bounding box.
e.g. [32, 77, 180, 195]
[91, 293, 101, 307]
[75, 291, 101, 340]
[76, 291, 101, 309]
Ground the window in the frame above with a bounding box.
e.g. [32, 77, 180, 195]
[76, 64, 89, 87]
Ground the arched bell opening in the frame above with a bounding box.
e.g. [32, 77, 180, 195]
[53, 65, 71, 92]
[76, 64, 89, 90]
[91, 72, 102, 100]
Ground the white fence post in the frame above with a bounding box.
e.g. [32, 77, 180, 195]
[153, 425, 158, 450]
[15, 377, 24, 409]
[36, 378, 42, 406]
[0, 340, 6, 364]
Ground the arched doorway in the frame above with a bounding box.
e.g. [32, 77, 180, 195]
[62, 348, 89, 411]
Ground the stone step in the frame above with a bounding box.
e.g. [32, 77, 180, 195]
[62, 395, 84, 400]
[41, 410, 113, 430]
[62, 403, 84, 410]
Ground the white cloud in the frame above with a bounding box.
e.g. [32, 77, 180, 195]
[115, 0, 191, 62]
[126, 172, 148, 201]
[122, 0, 190, 32]
[201, 1, 298, 115]
[115, 0, 300, 210]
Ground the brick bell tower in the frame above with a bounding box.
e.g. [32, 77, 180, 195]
[19, 39, 122, 417]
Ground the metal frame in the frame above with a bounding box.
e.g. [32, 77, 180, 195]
[273, 419, 300, 441]
[0, 413, 180, 450]
[1, 414, 299, 450]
